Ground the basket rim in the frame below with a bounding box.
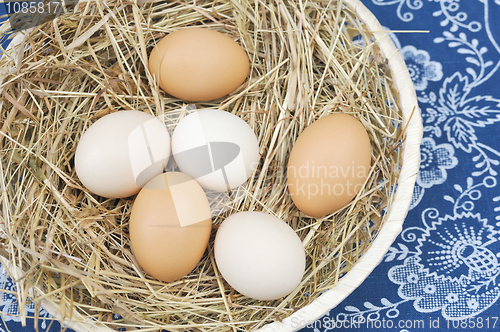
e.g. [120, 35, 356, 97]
[0, 0, 423, 331]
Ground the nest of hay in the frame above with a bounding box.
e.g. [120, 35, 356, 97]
[0, 0, 415, 330]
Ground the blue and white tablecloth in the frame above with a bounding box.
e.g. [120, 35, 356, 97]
[1, 1, 499, 331]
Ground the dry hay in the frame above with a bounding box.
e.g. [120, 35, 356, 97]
[0, 0, 404, 330]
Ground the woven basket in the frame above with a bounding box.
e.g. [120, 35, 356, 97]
[0, 0, 422, 331]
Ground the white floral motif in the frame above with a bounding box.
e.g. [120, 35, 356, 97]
[410, 183, 425, 210]
[419, 72, 500, 178]
[389, 210, 500, 318]
[433, 32, 498, 88]
[331, 176, 500, 324]
[417, 137, 458, 189]
[2, 1, 499, 331]
[432, 1, 482, 32]
[371, 0, 424, 22]
[400, 46, 443, 91]
[371, 0, 483, 32]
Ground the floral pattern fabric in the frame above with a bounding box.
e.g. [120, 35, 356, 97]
[1, 1, 500, 332]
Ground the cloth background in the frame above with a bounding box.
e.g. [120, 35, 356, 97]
[1, 0, 499, 331]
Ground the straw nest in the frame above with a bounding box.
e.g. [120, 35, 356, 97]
[0, 0, 407, 330]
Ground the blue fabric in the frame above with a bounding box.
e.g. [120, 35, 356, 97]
[1, 1, 499, 331]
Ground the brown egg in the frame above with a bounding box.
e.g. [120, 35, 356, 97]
[129, 172, 212, 282]
[148, 27, 250, 102]
[287, 113, 371, 218]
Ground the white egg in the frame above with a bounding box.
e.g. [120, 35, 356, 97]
[75, 111, 170, 198]
[214, 211, 306, 301]
[171, 109, 259, 192]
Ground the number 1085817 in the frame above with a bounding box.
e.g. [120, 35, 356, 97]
[5, 1, 62, 15]
[446, 317, 498, 329]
